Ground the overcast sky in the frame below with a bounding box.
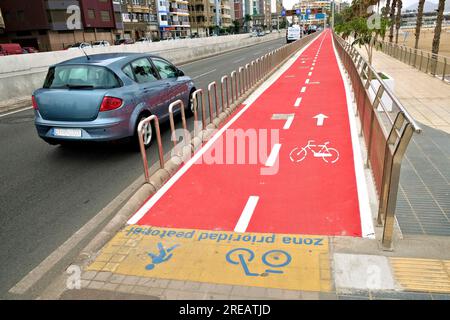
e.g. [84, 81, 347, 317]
[281, 0, 427, 10]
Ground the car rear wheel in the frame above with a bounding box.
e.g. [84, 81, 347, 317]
[132, 114, 153, 151]
[185, 89, 196, 117]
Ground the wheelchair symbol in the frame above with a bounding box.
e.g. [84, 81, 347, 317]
[225, 248, 292, 277]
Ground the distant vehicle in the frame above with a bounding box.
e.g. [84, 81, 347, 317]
[251, 30, 258, 37]
[307, 25, 318, 34]
[67, 42, 92, 50]
[23, 46, 39, 53]
[114, 39, 135, 45]
[257, 30, 265, 37]
[286, 25, 301, 43]
[136, 37, 151, 44]
[32, 53, 197, 149]
[92, 40, 110, 48]
[0, 43, 24, 55]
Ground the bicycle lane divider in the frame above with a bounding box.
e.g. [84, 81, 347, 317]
[85, 226, 332, 292]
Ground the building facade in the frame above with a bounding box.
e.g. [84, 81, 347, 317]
[188, 0, 232, 37]
[293, 0, 330, 26]
[119, 0, 159, 40]
[156, 0, 191, 38]
[0, 0, 123, 51]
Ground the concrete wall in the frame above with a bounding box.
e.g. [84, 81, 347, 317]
[0, 33, 284, 106]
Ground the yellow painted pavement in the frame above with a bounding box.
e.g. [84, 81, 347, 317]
[86, 225, 332, 292]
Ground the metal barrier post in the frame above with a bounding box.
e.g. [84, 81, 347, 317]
[168, 99, 188, 148]
[231, 70, 238, 102]
[208, 81, 219, 119]
[221, 75, 229, 111]
[443, 57, 447, 81]
[192, 89, 206, 132]
[137, 115, 164, 183]
[382, 121, 415, 250]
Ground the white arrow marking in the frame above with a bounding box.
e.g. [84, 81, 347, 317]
[313, 114, 328, 126]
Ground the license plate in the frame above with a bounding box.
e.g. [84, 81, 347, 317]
[53, 128, 82, 137]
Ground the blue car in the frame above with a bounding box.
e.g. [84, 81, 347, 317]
[33, 53, 196, 148]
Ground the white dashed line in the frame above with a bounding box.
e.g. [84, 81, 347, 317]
[305, 79, 310, 84]
[265, 143, 282, 166]
[283, 116, 294, 130]
[234, 196, 259, 233]
[308, 72, 312, 76]
[301, 86, 306, 93]
[294, 97, 302, 107]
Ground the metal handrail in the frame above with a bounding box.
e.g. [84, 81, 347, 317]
[137, 115, 164, 183]
[334, 32, 421, 250]
[377, 40, 450, 81]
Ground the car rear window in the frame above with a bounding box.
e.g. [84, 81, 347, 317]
[43, 65, 121, 89]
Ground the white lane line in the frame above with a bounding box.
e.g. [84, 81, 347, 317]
[265, 143, 282, 167]
[301, 86, 306, 93]
[312, 63, 315, 66]
[305, 79, 310, 84]
[0, 106, 32, 118]
[308, 72, 312, 76]
[233, 58, 245, 63]
[283, 115, 294, 129]
[234, 196, 260, 233]
[192, 69, 217, 80]
[310, 67, 314, 70]
[294, 97, 302, 107]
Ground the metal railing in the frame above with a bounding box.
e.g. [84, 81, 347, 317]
[137, 31, 321, 212]
[376, 40, 450, 82]
[334, 33, 422, 250]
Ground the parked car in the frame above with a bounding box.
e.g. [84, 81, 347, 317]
[136, 37, 151, 44]
[0, 43, 24, 55]
[32, 53, 196, 149]
[67, 42, 92, 50]
[114, 38, 135, 45]
[92, 40, 110, 48]
[23, 46, 39, 53]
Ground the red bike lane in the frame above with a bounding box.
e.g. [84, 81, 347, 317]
[128, 30, 370, 237]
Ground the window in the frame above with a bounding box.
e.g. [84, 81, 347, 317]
[87, 9, 95, 19]
[44, 65, 120, 89]
[129, 58, 158, 83]
[122, 64, 135, 81]
[100, 11, 111, 22]
[152, 58, 177, 79]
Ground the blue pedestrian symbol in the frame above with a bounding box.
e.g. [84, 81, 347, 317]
[226, 248, 292, 277]
[145, 242, 179, 270]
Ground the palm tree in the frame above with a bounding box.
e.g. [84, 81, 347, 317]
[382, 0, 391, 40]
[395, 0, 402, 44]
[432, 0, 446, 56]
[388, 0, 397, 42]
[414, 0, 425, 49]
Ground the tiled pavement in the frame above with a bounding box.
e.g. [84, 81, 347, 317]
[59, 271, 450, 300]
[359, 48, 450, 237]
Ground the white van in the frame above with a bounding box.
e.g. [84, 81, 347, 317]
[286, 25, 301, 43]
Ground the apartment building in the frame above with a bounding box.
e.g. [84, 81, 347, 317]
[119, 0, 159, 40]
[188, 0, 232, 37]
[0, 0, 123, 51]
[156, 0, 191, 38]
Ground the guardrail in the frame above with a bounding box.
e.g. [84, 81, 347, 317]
[333, 33, 422, 250]
[136, 30, 320, 221]
[376, 40, 450, 82]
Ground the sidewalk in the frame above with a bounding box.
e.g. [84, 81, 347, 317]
[359, 47, 450, 237]
[38, 33, 450, 300]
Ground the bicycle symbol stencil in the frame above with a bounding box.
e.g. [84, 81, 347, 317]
[226, 248, 292, 277]
[290, 140, 340, 164]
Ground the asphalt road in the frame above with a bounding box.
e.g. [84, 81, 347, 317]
[0, 36, 286, 298]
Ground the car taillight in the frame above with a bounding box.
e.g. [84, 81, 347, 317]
[100, 96, 123, 112]
[32, 95, 39, 110]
